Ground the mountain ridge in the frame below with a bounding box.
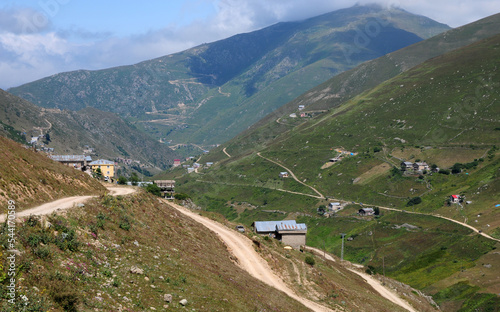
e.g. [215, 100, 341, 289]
[8, 5, 449, 146]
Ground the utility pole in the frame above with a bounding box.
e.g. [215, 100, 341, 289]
[383, 255, 385, 276]
[340, 233, 346, 261]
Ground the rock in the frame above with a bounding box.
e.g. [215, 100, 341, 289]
[179, 299, 188, 306]
[130, 266, 144, 274]
[144, 276, 149, 281]
[163, 294, 172, 303]
[133, 240, 140, 247]
[163, 305, 169, 309]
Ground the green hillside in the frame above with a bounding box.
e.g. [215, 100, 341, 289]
[215, 12, 500, 160]
[9, 5, 449, 147]
[0, 89, 179, 175]
[170, 32, 500, 311]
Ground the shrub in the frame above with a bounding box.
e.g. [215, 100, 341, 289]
[117, 176, 128, 185]
[438, 169, 450, 175]
[119, 216, 131, 231]
[406, 196, 422, 207]
[145, 183, 162, 197]
[33, 246, 51, 259]
[174, 193, 189, 200]
[305, 256, 315, 266]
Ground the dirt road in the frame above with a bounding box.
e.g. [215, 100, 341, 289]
[0, 186, 136, 222]
[166, 200, 335, 312]
[346, 268, 417, 312]
[379, 207, 500, 243]
[257, 152, 325, 199]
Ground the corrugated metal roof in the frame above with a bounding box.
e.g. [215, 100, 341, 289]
[89, 159, 114, 165]
[50, 155, 87, 162]
[254, 220, 297, 232]
[276, 222, 307, 231]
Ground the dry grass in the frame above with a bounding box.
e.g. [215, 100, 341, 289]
[0, 136, 105, 211]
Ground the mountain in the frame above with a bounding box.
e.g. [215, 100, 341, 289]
[171, 29, 500, 311]
[8, 5, 449, 147]
[0, 89, 178, 175]
[0, 136, 105, 209]
[219, 12, 500, 158]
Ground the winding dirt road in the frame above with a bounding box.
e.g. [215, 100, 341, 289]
[379, 207, 500, 243]
[0, 186, 136, 223]
[166, 200, 335, 312]
[257, 152, 325, 199]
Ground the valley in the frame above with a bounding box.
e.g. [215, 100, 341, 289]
[1, 4, 499, 312]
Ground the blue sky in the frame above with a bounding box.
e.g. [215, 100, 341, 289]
[1, 0, 499, 89]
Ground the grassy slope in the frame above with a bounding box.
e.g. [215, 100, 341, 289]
[0, 136, 105, 211]
[0, 191, 435, 311]
[172, 33, 500, 311]
[0, 89, 179, 172]
[215, 12, 500, 159]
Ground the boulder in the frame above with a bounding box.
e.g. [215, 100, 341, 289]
[179, 299, 188, 306]
[130, 266, 144, 274]
[163, 294, 172, 303]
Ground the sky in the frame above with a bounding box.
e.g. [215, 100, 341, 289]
[0, 0, 499, 89]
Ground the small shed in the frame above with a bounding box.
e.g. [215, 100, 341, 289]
[328, 202, 341, 210]
[358, 208, 375, 216]
[450, 195, 460, 203]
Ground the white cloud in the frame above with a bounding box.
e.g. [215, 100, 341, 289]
[1, 1, 499, 89]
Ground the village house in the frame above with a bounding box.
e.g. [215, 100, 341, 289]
[413, 162, 429, 172]
[328, 202, 341, 211]
[358, 208, 375, 216]
[50, 155, 92, 169]
[252, 220, 307, 249]
[279, 172, 289, 178]
[173, 159, 181, 167]
[401, 161, 414, 171]
[154, 180, 175, 198]
[206, 162, 214, 167]
[298, 105, 305, 111]
[89, 159, 115, 180]
[450, 195, 461, 203]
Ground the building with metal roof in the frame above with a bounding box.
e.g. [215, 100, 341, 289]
[49, 155, 92, 168]
[252, 220, 307, 249]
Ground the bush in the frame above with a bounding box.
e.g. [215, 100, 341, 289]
[305, 255, 315, 266]
[117, 176, 128, 185]
[119, 216, 131, 231]
[438, 169, 450, 175]
[145, 183, 162, 197]
[174, 193, 189, 200]
[33, 246, 51, 259]
[406, 196, 422, 207]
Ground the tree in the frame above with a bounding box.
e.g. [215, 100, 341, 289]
[117, 176, 128, 185]
[94, 168, 102, 178]
[130, 173, 140, 186]
[373, 207, 380, 215]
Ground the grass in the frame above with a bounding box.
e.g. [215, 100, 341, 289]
[0, 192, 314, 311]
